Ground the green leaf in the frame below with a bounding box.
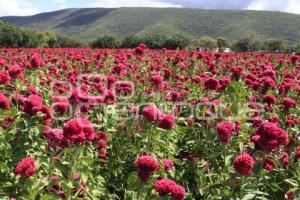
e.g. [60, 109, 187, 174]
[242, 193, 256, 200]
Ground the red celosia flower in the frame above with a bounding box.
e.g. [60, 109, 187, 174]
[23, 95, 43, 116]
[150, 74, 163, 87]
[159, 115, 175, 130]
[262, 94, 276, 105]
[15, 157, 37, 178]
[295, 146, 300, 159]
[204, 77, 219, 90]
[8, 65, 23, 78]
[52, 97, 69, 113]
[216, 121, 235, 142]
[142, 105, 164, 122]
[135, 155, 159, 182]
[263, 157, 276, 171]
[0, 93, 10, 110]
[0, 70, 11, 84]
[154, 178, 186, 200]
[155, 178, 177, 196]
[163, 159, 174, 171]
[282, 98, 296, 110]
[63, 118, 95, 145]
[44, 129, 67, 151]
[253, 122, 288, 151]
[171, 184, 186, 200]
[233, 152, 254, 176]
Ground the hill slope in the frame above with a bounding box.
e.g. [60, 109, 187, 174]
[1, 8, 300, 42]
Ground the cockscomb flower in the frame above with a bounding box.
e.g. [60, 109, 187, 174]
[154, 178, 186, 200]
[0, 93, 10, 110]
[135, 155, 159, 182]
[142, 105, 164, 122]
[216, 121, 235, 142]
[233, 153, 254, 176]
[159, 115, 176, 130]
[253, 122, 288, 151]
[63, 118, 95, 145]
[15, 157, 37, 178]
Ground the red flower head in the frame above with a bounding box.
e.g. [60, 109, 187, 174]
[216, 121, 235, 142]
[163, 159, 175, 171]
[254, 122, 288, 151]
[0, 70, 11, 84]
[44, 129, 67, 151]
[23, 95, 43, 116]
[263, 157, 276, 171]
[63, 118, 95, 145]
[282, 98, 296, 110]
[154, 178, 186, 200]
[204, 77, 219, 90]
[233, 152, 254, 176]
[154, 178, 177, 196]
[52, 97, 69, 113]
[8, 65, 23, 79]
[262, 94, 276, 105]
[135, 155, 159, 182]
[15, 157, 37, 178]
[150, 74, 163, 87]
[0, 93, 10, 110]
[159, 115, 175, 130]
[142, 105, 164, 122]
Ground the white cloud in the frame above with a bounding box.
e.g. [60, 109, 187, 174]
[0, 0, 39, 16]
[89, 0, 182, 8]
[247, 0, 300, 14]
[52, 0, 67, 9]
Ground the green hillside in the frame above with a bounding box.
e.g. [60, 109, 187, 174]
[1, 7, 300, 42]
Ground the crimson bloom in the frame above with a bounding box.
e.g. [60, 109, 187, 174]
[15, 157, 37, 178]
[233, 152, 254, 176]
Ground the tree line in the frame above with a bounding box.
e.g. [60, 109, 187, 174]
[0, 21, 299, 54]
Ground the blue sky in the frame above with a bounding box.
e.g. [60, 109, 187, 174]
[0, 0, 300, 16]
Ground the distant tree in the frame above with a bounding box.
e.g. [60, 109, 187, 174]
[296, 44, 300, 55]
[57, 36, 83, 48]
[20, 28, 44, 48]
[217, 37, 229, 51]
[121, 35, 141, 48]
[263, 39, 286, 52]
[90, 35, 121, 48]
[44, 31, 59, 47]
[196, 36, 217, 50]
[0, 22, 23, 47]
[232, 36, 261, 52]
[163, 34, 190, 50]
[140, 34, 166, 49]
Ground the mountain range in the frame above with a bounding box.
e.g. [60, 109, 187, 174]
[1, 7, 300, 42]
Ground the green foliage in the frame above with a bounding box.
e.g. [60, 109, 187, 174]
[0, 21, 23, 47]
[295, 44, 300, 55]
[163, 34, 191, 50]
[263, 39, 286, 52]
[90, 35, 121, 48]
[232, 36, 261, 52]
[217, 37, 230, 51]
[0, 21, 84, 48]
[195, 36, 217, 49]
[56, 36, 83, 48]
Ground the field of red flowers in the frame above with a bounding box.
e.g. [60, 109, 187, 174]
[0, 45, 299, 200]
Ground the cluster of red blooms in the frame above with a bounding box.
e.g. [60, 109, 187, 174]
[142, 105, 176, 130]
[154, 178, 186, 200]
[252, 122, 288, 151]
[96, 132, 109, 160]
[135, 155, 185, 199]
